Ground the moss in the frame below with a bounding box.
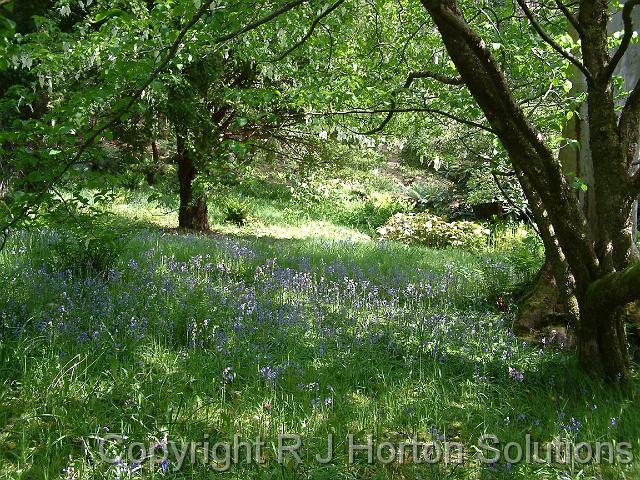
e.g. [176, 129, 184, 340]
[515, 263, 567, 336]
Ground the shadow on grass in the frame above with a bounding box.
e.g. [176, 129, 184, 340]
[0, 225, 636, 479]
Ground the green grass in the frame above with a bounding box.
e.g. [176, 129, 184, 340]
[0, 221, 638, 479]
[0, 155, 638, 479]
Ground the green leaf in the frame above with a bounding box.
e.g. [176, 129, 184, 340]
[93, 8, 133, 23]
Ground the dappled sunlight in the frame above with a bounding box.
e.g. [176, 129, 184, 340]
[1, 226, 637, 478]
[2, 1, 640, 478]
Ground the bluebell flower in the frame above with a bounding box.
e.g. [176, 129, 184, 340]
[508, 367, 524, 382]
[259, 365, 280, 383]
[222, 367, 235, 383]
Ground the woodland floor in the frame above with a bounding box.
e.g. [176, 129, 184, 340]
[0, 156, 639, 480]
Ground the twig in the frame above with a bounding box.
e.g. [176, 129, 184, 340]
[271, 0, 344, 61]
[554, 0, 584, 38]
[516, 0, 592, 81]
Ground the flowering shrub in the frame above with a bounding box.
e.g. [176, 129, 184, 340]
[377, 212, 490, 250]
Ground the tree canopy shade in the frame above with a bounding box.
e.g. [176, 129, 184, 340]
[0, 0, 340, 241]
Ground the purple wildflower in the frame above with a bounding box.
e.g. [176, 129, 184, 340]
[222, 367, 235, 383]
[508, 367, 524, 382]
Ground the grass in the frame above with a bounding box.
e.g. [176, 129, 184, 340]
[0, 155, 638, 479]
[0, 225, 638, 479]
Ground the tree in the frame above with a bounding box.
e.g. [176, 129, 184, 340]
[415, 0, 640, 381]
[162, 56, 304, 230]
[0, 0, 327, 239]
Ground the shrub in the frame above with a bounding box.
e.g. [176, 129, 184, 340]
[378, 212, 490, 250]
[49, 224, 126, 274]
[120, 170, 143, 190]
[360, 192, 412, 229]
[223, 198, 251, 226]
[404, 179, 455, 215]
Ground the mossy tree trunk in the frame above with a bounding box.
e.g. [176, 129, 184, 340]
[518, 12, 640, 353]
[176, 129, 209, 231]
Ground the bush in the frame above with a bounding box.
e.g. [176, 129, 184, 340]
[223, 198, 251, 226]
[360, 192, 412, 229]
[378, 212, 490, 250]
[120, 170, 143, 190]
[49, 224, 126, 274]
[404, 178, 455, 215]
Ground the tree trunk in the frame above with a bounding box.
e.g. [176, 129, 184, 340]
[514, 161, 580, 337]
[533, 14, 640, 358]
[419, 0, 640, 381]
[145, 141, 160, 186]
[579, 304, 631, 381]
[516, 261, 563, 335]
[176, 130, 209, 231]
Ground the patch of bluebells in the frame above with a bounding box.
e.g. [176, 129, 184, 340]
[559, 413, 582, 435]
[311, 396, 333, 409]
[508, 367, 524, 383]
[1, 231, 536, 398]
[259, 365, 281, 383]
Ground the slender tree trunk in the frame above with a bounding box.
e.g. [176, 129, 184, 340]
[145, 141, 160, 186]
[176, 130, 209, 231]
[151, 140, 159, 164]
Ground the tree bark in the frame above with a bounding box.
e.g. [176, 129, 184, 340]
[145, 141, 160, 186]
[176, 130, 209, 231]
[514, 167, 579, 335]
[515, 261, 563, 336]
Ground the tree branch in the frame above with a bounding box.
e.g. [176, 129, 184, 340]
[358, 69, 464, 134]
[214, 0, 310, 44]
[309, 107, 496, 134]
[554, 0, 584, 38]
[516, 0, 592, 81]
[405, 70, 464, 87]
[491, 170, 540, 235]
[587, 261, 640, 311]
[271, 0, 344, 61]
[604, 0, 640, 81]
